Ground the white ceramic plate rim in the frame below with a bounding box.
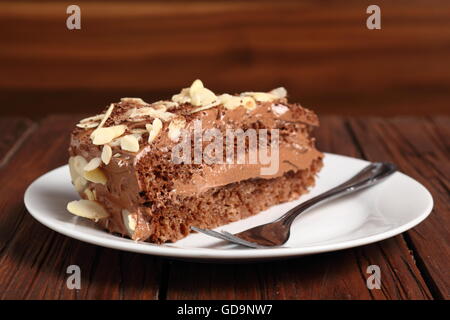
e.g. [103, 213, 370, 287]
[24, 153, 433, 261]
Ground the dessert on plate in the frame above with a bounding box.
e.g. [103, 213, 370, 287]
[67, 80, 323, 243]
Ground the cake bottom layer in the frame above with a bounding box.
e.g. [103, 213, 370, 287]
[112, 157, 321, 243]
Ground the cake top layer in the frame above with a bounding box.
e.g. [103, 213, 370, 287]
[72, 80, 319, 162]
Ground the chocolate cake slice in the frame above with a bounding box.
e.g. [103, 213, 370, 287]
[67, 80, 323, 243]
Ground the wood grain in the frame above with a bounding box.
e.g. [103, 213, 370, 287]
[348, 116, 450, 299]
[0, 115, 163, 299]
[165, 117, 432, 300]
[1, 1, 450, 117]
[0, 118, 35, 168]
[0, 115, 446, 300]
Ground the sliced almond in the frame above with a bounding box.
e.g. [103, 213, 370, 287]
[190, 87, 217, 107]
[73, 176, 88, 192]
[71, 155, 88, 176]
[120, 134, 140, 152]
[95, 104, 114, 130]
[269, 87, 287, 99]
[146, 118, 163, 143]
[241, 96, 257, 110]
[172, 88, 191, 104]
[84, 157, 102, 171]
[120, 97, 148, 106]
[67, 200, 109, 221]
[130, 128, 148, 134]
[101, 145, 112, 165]
[84, 188, 95, 201]
[76, 122, 99, 129]
[128, 107, 175, 122]
[168, 116, 186, 142]
[189, 79, 204, 96]
[79, 114, 104, 123]
[242, 92, 277, 102]
[219, 94, 242, 110]
[84, 168, 107, 185]
[122, 209, 137, 236]
[152, 100, 179, 111]
[190, 100, 220, 114]
[91, 125, 126, 145]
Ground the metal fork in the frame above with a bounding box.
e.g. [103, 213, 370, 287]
[191, 162, 396, 248]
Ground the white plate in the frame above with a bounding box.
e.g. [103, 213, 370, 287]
[24, 153, 433, 262]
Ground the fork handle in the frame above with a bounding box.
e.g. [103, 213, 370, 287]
[279, 162, 397, 226]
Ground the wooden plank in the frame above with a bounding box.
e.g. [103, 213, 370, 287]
[0, 117, 35, 168]
[0, 115, 163, 299]
[348, 116, 450, 299]
[1, 1, 450, 117]
[166, 116, 432, 300]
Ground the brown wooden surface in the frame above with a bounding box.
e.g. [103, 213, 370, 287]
[0, 114, 448, 300]
[1, 1, 450, 118]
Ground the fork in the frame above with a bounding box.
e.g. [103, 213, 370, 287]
[191, 162, 396, 248]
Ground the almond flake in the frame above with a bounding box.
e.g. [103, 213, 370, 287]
[172, 88, 191, 104]
[96, 104, 114, 130]
[168, 116, 186, 142]
[73, 176, 88, 192]
[79, 114, 104, 123]
[122, 209, 137, 236]
[91, 125, 126, 145]
[70, 155, 88, 177]
[241, 92, 277, 102]
[84, 157, 102, 171]
[84, 188, 95, 201]
[101, 145, 112, 165]
[190, 100, 221, 114]
[219, 94, 242, 110]
[76, 122, 99, 129]
[128, 107, 175, 122]
[84, 168, 107, 185]
[241, 96, 257, 110]
[146, 118, 163, 143]
[120, 134, 140, 152]
[120, 97, 148, 106]
[269, 87, 287, 99]
[67, 200, 109, 221]
[189, 79, 204, 97]
[190, 87, 217, 107]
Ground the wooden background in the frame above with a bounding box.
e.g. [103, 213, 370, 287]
[1, 0, 449, 118]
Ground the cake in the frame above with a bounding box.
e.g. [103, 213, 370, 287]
[66, 80, 323, 243]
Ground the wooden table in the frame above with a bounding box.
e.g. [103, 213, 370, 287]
[0, 115, 448, 300]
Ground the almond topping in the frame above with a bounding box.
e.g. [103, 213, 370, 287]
[242, 92, 277, 102]
[128, 107, 175, 122]
[76, 122, 99, 129]
[219, 94, 242, 110]
[73, 176, 88, 192]
[95, 104, 114, 130]
[168, 116, 186, 142]
[70, 155, 88, 177]
[101, 145, 112, 165]
[84, 157, 102, 172]
[241, 96, 257, 110]
[91, 125, 126, 145]
[84, 188, 96, 201]
[79, 114, 104, 123]
[120, 97, 148, 106]
[122, 209, 137, 236]
[83, 168, 107, 185]
[120, 134, 140, 152]
[146, 118, 163, 143]
[190, 87, 217, 107]
[67, 200, 109, 221]
[269, 87, 287, 99]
